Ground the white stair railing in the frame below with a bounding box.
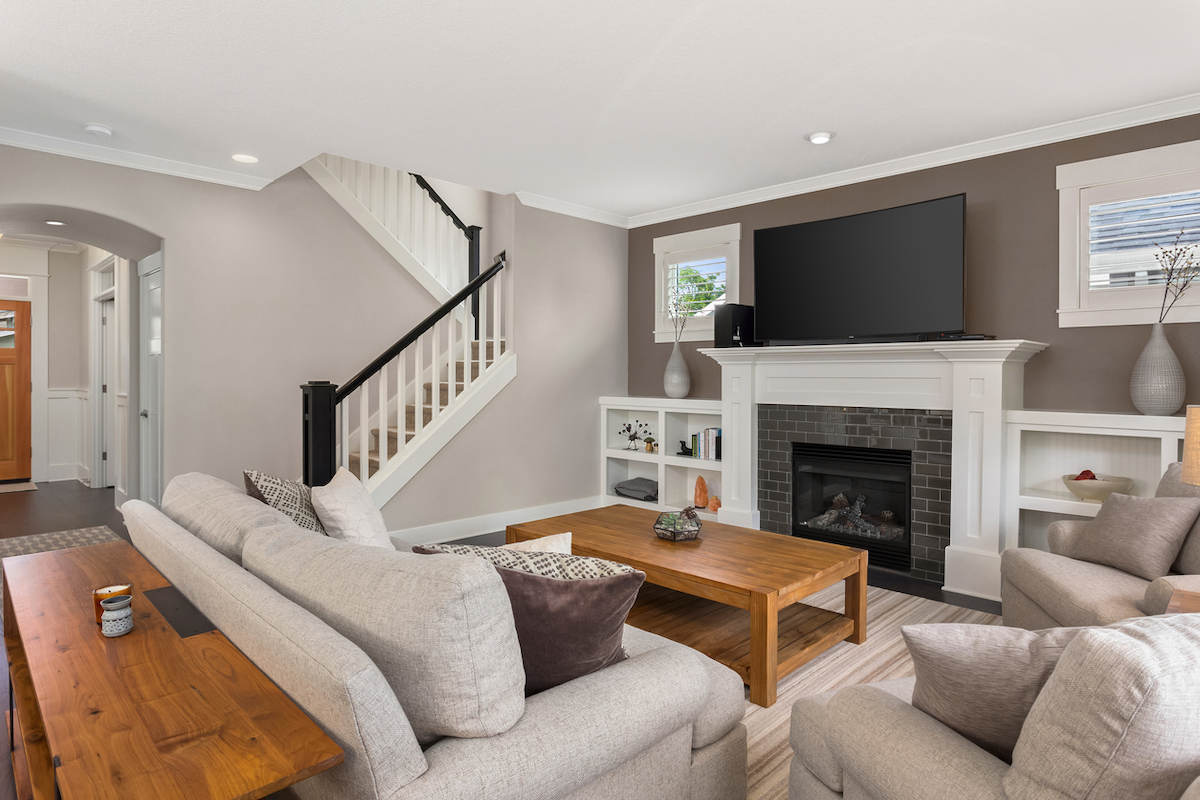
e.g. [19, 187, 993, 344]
[304, 154, 479, 302]
[335, 258, 509, 489]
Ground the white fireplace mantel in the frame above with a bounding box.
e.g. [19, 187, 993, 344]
[700, 340, 1048, 601]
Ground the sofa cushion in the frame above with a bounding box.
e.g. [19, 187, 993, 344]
[310, 467, 393, 549]
[1000, 547, 1148, 626]
[243, 527, 525, 746]
[1156, 461, 1200, 573]
[122, 500, 428, 798]
[243, 469, 326, 534]
[902, 624, 1083, 762]
[789, 677, 915, 793]
[1066, 493, 1200, 580]
[415, 543, 644, 695]
[161, 472, 303, 564]
[1004, 615, 1200, 800]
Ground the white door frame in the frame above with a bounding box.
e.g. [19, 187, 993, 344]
[88, 255, 116, 486]
[138, 251, 163, 506]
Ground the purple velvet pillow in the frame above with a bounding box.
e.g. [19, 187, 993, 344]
[413, 544, 645, 694]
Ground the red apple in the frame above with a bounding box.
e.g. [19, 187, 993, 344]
[1075, 470, 1097, 480]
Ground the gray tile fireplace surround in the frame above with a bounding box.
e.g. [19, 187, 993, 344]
[758, 405, 952, 584]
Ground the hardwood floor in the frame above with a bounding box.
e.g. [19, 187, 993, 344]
[0, 480, 127, 541]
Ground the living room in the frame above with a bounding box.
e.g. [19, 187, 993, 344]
[2, 3, 1200, 799]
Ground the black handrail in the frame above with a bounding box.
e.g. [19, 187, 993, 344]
[411, 174, 471, 236]
[334, 255, 506, 403]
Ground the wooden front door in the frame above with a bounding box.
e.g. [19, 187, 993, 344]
[0, 300, 32, 482]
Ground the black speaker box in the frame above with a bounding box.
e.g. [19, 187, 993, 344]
[715, 304, 757, 348]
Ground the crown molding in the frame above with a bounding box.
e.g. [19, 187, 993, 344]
[0, 126, 272, 191]
[512, 90, 1200, 231]
[515, 192, 629, 228]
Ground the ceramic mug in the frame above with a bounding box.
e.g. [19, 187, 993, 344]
[100, 595, 134, 638]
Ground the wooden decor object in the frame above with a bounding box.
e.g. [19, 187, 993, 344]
[3, 541, 344, 799]
[508, 504, 867, 708]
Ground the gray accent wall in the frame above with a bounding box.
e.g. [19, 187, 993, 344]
[47, 250, 86, 389]
[628, 114, 1200, 412]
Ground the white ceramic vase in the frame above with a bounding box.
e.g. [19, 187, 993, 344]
[664, 341, 691, 399]
[1130, 321, 1185, 416]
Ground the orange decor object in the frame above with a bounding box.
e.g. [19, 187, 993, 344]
[708, 496, 721, 513]
[92, 582, 132, 624]
[694, 476, 709, 509]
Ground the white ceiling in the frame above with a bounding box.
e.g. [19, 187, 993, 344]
[4, 0, 1200, 227]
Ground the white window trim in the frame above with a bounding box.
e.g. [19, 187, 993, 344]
[1058, 139, 1200, 328]
[653, 223, 740, 343]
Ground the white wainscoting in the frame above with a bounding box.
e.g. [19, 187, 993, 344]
[48, 389, 89, 483]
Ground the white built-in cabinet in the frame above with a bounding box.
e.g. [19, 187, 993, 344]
[1004, 410, 1186, 551]
[599, 397, 724, 521]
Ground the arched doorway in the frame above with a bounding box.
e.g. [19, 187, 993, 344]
[0, 204, 164, 506]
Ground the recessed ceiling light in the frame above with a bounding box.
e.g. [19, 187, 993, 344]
[44, 220, 65, 226]
[805, 131, 835, 145]
[84, 123, 113, 138]
[231, 154, 259, 164]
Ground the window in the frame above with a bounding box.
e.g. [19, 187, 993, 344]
[0, 274, 30, 300]
[653, 223, 740, 343]
[1058, 139, 1200, 327]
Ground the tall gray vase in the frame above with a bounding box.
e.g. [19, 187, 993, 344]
[1130, 321, 1185, 415]
[664, 341, 691, 398]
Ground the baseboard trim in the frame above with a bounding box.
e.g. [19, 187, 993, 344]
[390, 495, 607, 548]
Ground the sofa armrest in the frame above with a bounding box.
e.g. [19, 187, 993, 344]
[826, 686, 1008, 800]
[1141, 574, 1200, 615]
[397, 644, 709, 800]
[1047, 519, 1088, 556]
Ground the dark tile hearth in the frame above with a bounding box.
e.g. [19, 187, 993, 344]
[758, 404, 952, 583]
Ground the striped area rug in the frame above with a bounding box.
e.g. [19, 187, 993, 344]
[746, 584, 1001, 800]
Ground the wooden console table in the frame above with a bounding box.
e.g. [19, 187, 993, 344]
[3, 540, 343, 799]
[508, 504, 867, 707]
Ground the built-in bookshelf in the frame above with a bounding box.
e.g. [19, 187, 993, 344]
[1003, 410, 1186, 551]
[599, 396, 723, 520]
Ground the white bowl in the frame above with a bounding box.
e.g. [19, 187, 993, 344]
[1061, 474, 1133, 502]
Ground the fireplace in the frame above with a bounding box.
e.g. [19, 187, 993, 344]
[793, 442, 912, 571]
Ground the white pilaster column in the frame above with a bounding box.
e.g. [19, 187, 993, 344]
[717, 356, 758, 528]
[938, 344, 1042, 600]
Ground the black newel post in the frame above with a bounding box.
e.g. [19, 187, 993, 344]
[302, 381, 338, 487]
[467, 225, 481, 340]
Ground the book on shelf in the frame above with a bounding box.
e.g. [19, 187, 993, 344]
[690, 428, 722, 461]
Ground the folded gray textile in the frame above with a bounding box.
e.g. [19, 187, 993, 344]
[614, 478, 659, 502]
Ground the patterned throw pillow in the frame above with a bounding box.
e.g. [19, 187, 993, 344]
[244, 470, 326, 534]
[414, 543, 645, 694]
[310, 467, 394, 549]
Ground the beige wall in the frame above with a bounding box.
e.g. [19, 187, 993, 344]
[381, 198, 629, 529]
[47, 251, 86, 389]
[0, 144, 439, 488]
[0, 144, 629, 527]
[628, 114, 1200, 412]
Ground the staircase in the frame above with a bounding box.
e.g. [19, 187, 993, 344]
[348, 341, 506, 479]
[302, 155, 516, 507]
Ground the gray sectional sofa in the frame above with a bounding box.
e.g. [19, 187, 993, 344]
[1002, 462, 1200, 629]
[121, 472, 748, 800]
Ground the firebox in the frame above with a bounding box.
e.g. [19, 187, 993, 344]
[792, 442, 912, 571]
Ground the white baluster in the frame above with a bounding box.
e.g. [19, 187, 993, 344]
[477, 273, 488, 379]
[358, 386, 370, 484]
[377, 362, 389, 474]
[430, 320, 442, 425]
[399, 172, 412, 247]
[340, 400, 349, 470]
[414, 333, 425, 437]
[493, 269, 502, 367]
[446, 311, 456, 406]
[385, 168, 399, 238]
[356, 161, 370, 206]
[413, 182, 425, 265]
[461, 297, 472, 392]
[396, 350, 406, 455]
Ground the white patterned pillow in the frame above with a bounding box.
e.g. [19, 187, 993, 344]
[500, 531, 572, 554]
[419, 542, 635, 579]
[310, 467, 394, 549]
[243, 470, 326, 534]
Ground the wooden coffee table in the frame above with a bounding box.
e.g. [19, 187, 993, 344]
[3, 540, 344, 799]
[507, 504, 868, 707]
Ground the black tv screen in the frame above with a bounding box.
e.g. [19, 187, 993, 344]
[753, 194, 964, 343]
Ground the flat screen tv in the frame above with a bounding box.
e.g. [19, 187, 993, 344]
[753, 194, 964, 343]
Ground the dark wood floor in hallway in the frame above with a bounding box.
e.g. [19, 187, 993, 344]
[0, 480, 128, 541]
